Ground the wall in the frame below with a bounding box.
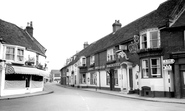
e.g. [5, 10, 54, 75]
[161, 28, 185, 59]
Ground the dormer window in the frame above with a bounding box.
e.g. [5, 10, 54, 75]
[140, 28, 160, 49]
[107, 48, 115, 61]
[90, 55, 95, 65]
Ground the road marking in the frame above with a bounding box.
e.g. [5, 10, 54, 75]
[80, 95, 90, 111]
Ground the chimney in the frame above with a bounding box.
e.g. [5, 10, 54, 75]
[26, 21, 33, 37]
[84, 42, 89, 49]
[112, 20, 122, 32]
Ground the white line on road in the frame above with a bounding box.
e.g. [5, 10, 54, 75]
[80, 95, 90, 111]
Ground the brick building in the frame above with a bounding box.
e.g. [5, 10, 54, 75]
[61, 0, 185, 98]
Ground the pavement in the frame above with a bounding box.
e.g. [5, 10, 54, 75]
[0, 84, 54, 100]
[58, 84, 185, 104]
[1, 83, 185, 105]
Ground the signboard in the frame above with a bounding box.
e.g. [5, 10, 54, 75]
[107, 62, 120, 68]
[163, 59, 175, 65]
[163, 65, 172, 70]
[95, 65, 105, 70]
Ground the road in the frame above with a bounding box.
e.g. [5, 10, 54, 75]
[0, 83, 185, 111]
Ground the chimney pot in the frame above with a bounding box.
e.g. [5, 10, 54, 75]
[112, 20, 122, 32]
[26, 21, 33, 36]
[84, 42, 89, 49]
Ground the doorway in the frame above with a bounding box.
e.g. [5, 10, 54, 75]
[109, 69, 115, 91]
[25, 75, 30, 88]
[182, 72, 185, 97]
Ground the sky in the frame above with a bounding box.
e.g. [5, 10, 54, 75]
[0, 0, 167, 71]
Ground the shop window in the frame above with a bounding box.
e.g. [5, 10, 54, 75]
[32, 75, 43, 81]
[106, 73, 110, 85]
[5, 74, 25, 80]
[90, 72, 97, 85]
[114, 70, 118, 86]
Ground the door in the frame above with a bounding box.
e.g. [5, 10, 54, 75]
[25, 75, 30, 88]
[182, 72, 185, 97]
[110, 69, 115, 91]
[129, 68, 133, 90]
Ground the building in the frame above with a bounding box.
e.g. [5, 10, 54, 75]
[50, 70, 61, 83]
[0, 20, 49, 96]
[61, 0, 185, 98]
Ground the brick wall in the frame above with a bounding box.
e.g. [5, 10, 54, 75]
[161, 28, 185, 59]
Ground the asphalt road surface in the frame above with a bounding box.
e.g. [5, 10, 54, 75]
[0, 83, 185, 111]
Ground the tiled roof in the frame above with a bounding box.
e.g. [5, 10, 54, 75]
[62, 0, 179, 69]
[0, 19, 45, 56]
[84, 0, 178, 56]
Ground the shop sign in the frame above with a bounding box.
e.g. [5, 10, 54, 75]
[107, 62, 120, 68]
[88, 67, 94, 71]
[95, 65, 105, 70]
[163, 65, 172, 70]
[117, 51, 129, 60]
[163, 59, 175, 65]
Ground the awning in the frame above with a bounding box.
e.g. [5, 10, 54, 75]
[5, 65, 49, 77]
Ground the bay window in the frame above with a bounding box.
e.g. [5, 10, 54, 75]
[141, 57, 161, 78]
[17, 49, 24, 62]
[142, 59, 149, 78]
[140, 28, 160, 49]
[6, 47, 15, 60]
[150, 58, 161, 77]
[5, 46, 24, 63]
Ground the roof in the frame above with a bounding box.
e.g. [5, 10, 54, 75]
[50, 70, 61, 74]
[0, 19, 46, 56]
[62, 0, 180, 69]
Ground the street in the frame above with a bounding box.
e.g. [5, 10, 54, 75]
[0, 83, 185, 111]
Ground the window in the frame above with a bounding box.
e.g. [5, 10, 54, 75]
[107, 48, 115, 61]
[90, 55, 95, 65]
[141, 34, 147, 49]
[17, 49, 24, 62]
[106, 73, 110, 85]
[150, 58, 161, 77]
[142, 59, 149, 78]
[81, 74, 86, 84]
[140, 29, 160, 49]
[114, 70, 118, 86]
[141, 58, 161, 78]
[90, 72, 97, 85]
[82, 57, 86, 66]
[150, 31, 159, 48]
[6, 47, 15, 60]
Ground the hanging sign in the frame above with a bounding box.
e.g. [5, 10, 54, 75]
[163, 59, 175, 65]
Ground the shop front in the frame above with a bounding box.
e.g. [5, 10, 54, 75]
[0, 64, 48, 96]
[171, 51, 185, 98]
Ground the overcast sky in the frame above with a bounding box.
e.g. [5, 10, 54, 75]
[0, 0, 166, 71]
